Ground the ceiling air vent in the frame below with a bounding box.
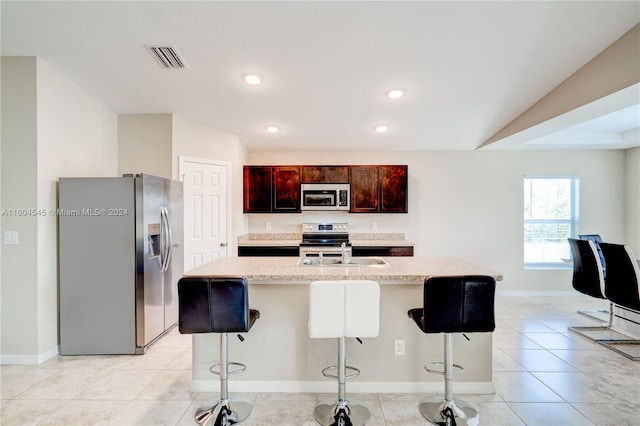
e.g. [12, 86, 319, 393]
[145, 45, 189, 69]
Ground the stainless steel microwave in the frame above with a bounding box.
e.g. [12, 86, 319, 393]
[301, 184, 350, 211]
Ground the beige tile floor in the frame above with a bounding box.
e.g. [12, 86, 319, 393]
[2, 294, 639, 425]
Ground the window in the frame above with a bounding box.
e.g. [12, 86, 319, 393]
[524, 176, 580, 269]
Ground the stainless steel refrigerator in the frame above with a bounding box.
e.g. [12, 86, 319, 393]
[58, 173, 183, 355]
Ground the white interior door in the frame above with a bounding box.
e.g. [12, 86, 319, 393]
[180, 158, 230, 271]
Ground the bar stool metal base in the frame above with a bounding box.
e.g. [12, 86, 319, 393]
[314, 397, 371, 426]
[195, 396, 253, 426]
[418, 396, 480, 426]
[419, 396, 479, 426]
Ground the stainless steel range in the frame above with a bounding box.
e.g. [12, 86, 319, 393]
[299, 222, 352, 258]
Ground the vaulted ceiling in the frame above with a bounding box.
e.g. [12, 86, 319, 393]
[2, 1, 638, 151]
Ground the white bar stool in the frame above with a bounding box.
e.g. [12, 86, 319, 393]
[309, 280, 380, 426]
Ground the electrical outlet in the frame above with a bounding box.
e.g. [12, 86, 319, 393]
[394, 339, 405, 356]
[3, 231, 18, 245]
[371, 222, 378, 231]
[265, 222, 271, 231]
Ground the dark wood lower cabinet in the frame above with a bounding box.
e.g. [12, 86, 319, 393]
[238, 246, 300, 257]
[352, 246, 414, 257]
[238, 245, 413, 257]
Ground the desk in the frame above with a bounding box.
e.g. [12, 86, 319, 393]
[183, 256, 502, 394]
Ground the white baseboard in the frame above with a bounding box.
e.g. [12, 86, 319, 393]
[0, 345, 59, 365]
[191, 380, 496, 395]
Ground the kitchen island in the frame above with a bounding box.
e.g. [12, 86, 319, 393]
[183, 256, 502, 394]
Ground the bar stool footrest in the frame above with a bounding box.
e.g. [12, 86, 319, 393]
[321, 365, 360, 380]
[209, 361, 247, 376]
[424, 361, 464, 375]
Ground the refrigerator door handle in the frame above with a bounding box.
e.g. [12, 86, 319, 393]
[160, 207, 169, 272]
[163, 206, 173, 272]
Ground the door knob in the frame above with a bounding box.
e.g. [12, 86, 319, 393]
[220, 242, 228, 247]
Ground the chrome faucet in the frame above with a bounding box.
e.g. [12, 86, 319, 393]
[341, 242, 350, 264]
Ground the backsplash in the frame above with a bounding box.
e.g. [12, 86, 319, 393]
[245, 212, 411, 234]
[351, 233, 406, 240]
[239, 232, 406, 241]
[240, 233, 302, 241]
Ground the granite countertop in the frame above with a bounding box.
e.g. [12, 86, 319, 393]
[237, 233, 415, 247]
[184, 256, 502, 284]
[238, 239, 303, 247]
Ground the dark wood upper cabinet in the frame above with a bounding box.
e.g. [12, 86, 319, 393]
[301, 166, 350, 183]
[380, 165, 408, 212]
[243, 166, 272, 212]
[350, 166, 380, 212]
[350, 165, 408, 213]
[272, 166, 300, 212]
[243, 166, 300, 213]
[244, 164, 406, 213]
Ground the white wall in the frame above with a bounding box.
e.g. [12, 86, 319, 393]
[247, 149, 629, 292]
[118, 114, 173, 179]
[626, 147, 640, 254]
[36, 59, 118, 357]
[1, 57, 118, 363]
[172, 114, 248, 251]
[1, 57, 39, 360]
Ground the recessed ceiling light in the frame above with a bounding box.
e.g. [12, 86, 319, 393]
[375, 124, 389, 133]
[387, 89, 404, 99]
[244, 74, 262, 85]
[265, 125, 280, 133]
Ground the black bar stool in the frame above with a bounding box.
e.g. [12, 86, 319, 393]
[309, 280, 380, 426]
[408, 275, 496, 426]
[598, 243, 640, 360]
[178, 276, 260, 426]
[567, 238, 615, 340]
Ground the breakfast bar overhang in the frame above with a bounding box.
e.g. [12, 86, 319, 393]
[182, 256, 503, 394]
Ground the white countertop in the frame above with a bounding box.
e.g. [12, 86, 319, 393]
[184, 256, 502, 284]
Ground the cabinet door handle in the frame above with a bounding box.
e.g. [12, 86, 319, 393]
[220, 242, 228, 247]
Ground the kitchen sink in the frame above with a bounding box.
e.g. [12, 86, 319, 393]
[296, 257, 391, 268]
